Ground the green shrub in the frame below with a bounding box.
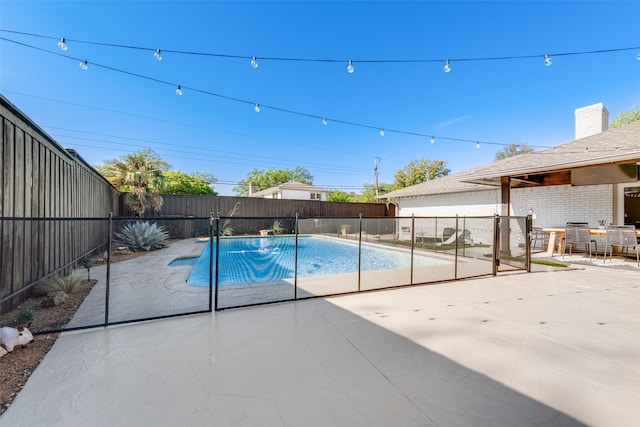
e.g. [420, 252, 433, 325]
[16, 309, 35, 324]
[35, 270, 86, 295]
[114, 221, 170, 251]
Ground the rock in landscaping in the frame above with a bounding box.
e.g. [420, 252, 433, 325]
[42, 291, 69, 307]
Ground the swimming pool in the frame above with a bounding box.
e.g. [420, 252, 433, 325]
[179, 235, 451, 286]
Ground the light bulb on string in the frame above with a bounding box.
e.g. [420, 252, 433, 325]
[79, 61, 88, 70]
[154, 49, 162, 61]
[444, 59, 451, 73]
[175, 85, 183, 96]
[57, 38, 68, 51]
[476, 142, 480, 149]
[379, 129, 385, 136]
[430, 136, 435, 144]
[636, 52, 640, 60]
[322, 117, 327, 125]
[544, 54, 552, 66]
[251, 57, 258, 68]
[254, 103, 260, 113]
[347, 60, 354, 73]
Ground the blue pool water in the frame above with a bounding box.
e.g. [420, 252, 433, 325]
[180, 235, 451, 286]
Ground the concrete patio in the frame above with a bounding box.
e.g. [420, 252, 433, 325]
[1, 253, 639, 426]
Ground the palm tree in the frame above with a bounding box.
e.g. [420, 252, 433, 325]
[103, 149, 170, 216]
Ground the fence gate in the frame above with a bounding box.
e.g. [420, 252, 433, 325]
[496, 216, 531, 273]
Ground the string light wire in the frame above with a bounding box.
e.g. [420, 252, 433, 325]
[2, 29, 639, 64]
[1, 34, 620, 149]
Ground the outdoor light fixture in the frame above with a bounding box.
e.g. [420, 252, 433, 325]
[476, 142, 480, 149]
[379, 128, 385, 136]
[254, 103, 260, 112]
[444, 59, 451, 73]
[251, 56, 258, 68]
[322, 117, 327, 125]
[347, 60, 354, 73]
[544, 54, 552, 66]
[430, 136, 435, 144]
[636, 52, 640, 61]
[79, 61, 88, 70]
[57, 38, 68, 51]
[175, 85, 183, 96]
[154, 49, 162, 61]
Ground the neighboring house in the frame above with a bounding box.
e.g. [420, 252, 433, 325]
[379, 103, 640, 245]
[248, 181, 331, 201]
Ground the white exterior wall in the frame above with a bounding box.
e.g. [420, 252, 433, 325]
[395, 184, 614, 246]
[281, 189, 327, 201]
[511, 184, 613, 228]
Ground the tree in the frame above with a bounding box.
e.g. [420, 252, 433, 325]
[234, 166, 313, 196]
[160, 171, 218, 195]
[99, 149, 170, 216]
[393, 158, 450, 190]
[355, 183, 394, 203]
[610, 105, 640, 128]
[495, 143, 534, 160]
[327, 190, 353, 202]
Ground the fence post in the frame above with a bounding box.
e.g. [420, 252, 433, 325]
[410, 214, 415, 285]
[214, 214, 221, 311]
[208, 213, 214, 312]
[358, 213, 362, 292]
[105, 212, 112, 326]
[294, 213, 299, 300]
[493, 215, 500, 276]
[526, 214, 532, 272]
[454, 215, 459, 279]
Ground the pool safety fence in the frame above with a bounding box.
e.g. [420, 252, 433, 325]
[0, 214, 531, 333]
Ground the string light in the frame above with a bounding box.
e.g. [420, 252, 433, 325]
[444, 59, 451, 73]
[79, 60, 88, 70]
[636, 52, 640, 61]
[476, 142, 480, 149]
[544, 54, 552, 66]
[430, 136, 435, 144]
[347, 60, 354, 73]
[57, 37, 67, 51]
[251, 56, 258, 68]
[0, 36, 561, 150]
[254, 103, 260, 112]
[322, 117, 327, 125]
[379, 128, 385, 136]
[154, 49, 162, 61]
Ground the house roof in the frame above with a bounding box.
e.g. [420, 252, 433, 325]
[380, 120, 640, 200]
[249, 181, 331, 198]
[458, 120, 640, 186]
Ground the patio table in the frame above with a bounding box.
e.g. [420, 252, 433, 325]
[542, 227, 640, 257]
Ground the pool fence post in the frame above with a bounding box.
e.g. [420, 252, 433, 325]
[526, 214, 532, 272]
[294, 213, 299, 300]
[208, 213, 214, 312]
[492, 215, 500, 276]
[410, 214, 415, 285]
[358, 214, 362, 292]
[454, 215, 459, 279]
[105, 212, 112, 327]
[214, 213, 221, 311]
[435, 216, 438, 253]
[462, 216, 467, 258]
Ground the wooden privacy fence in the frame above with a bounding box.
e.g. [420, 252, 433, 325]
[1, 95, 119, 313]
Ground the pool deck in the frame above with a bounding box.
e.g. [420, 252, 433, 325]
[1, 244, 639, 426]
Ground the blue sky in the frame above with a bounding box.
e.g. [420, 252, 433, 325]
[1, 1, 639, 196]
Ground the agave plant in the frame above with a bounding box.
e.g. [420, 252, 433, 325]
[114, 221, 170, 251]
[35, 270, 87, 295]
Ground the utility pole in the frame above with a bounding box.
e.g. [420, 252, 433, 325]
[374, 157, 380, 197]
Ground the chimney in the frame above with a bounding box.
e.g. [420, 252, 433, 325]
[575, 103, 608, 140]
[248, 182, 257, 196]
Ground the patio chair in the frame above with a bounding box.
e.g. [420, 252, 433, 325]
[603, 225, 639, 267]
[563, 222, 597, 260]
[529, 227, 548, 253]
